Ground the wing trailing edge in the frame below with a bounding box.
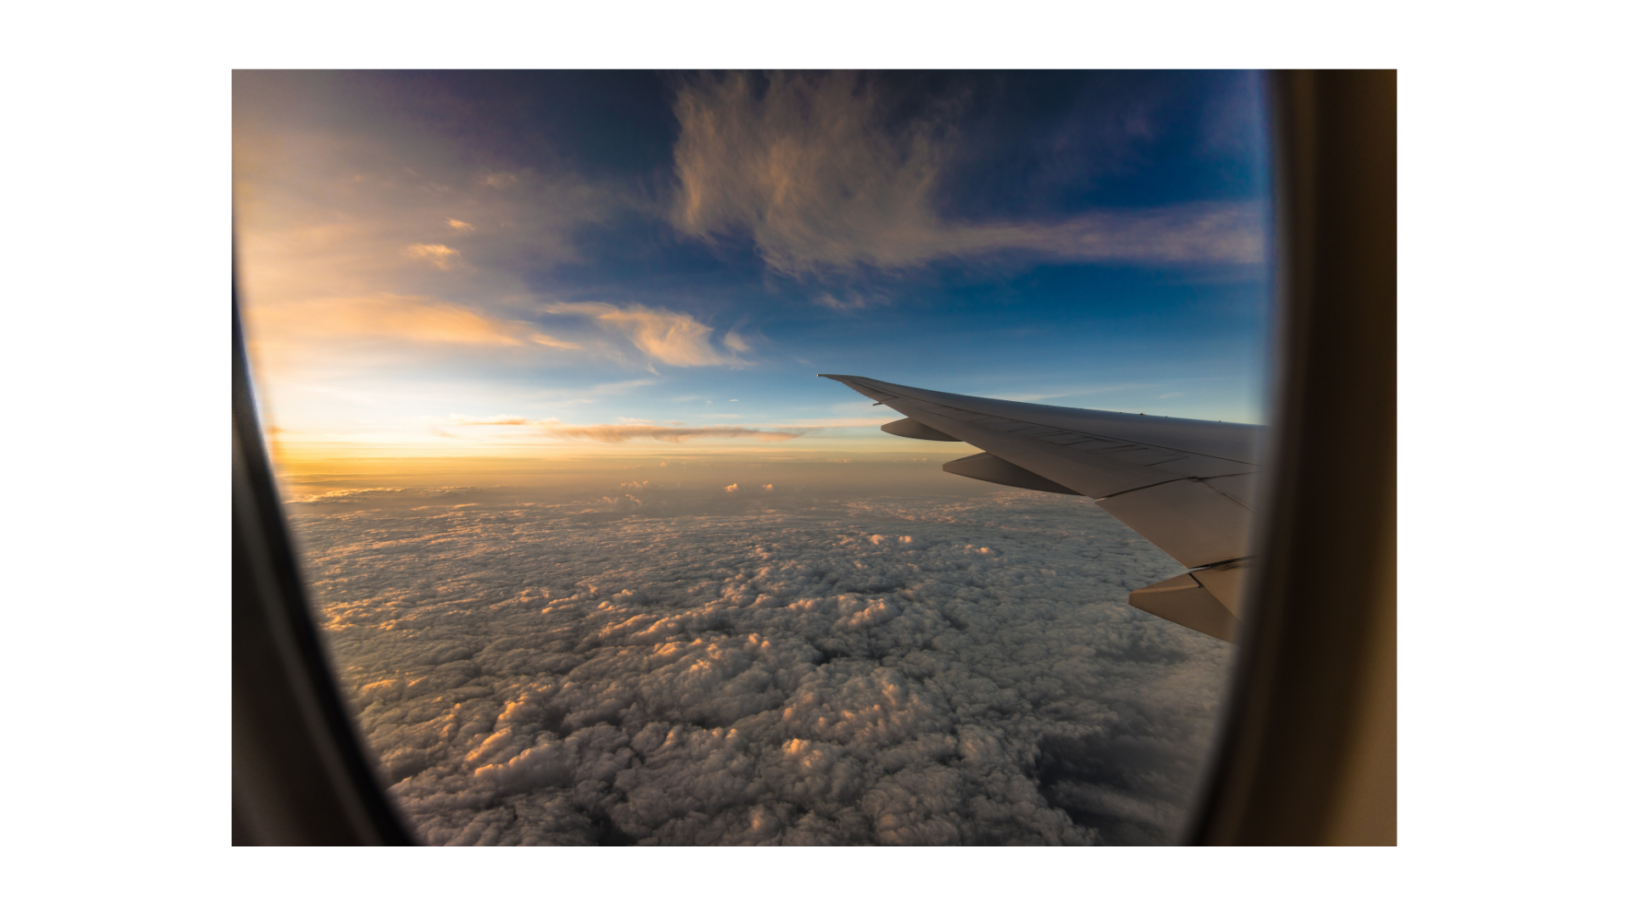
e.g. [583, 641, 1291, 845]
[1127, 570, 1238, 642]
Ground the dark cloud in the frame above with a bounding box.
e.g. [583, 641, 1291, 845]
[290, 485, 1233, 845]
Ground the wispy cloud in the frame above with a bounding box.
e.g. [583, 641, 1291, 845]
[548, 303, 745, 367]
[450, 415, 535, 426]
[550, 424, 794, 444]
[772, 417, 893, 430]
[404, 243, 463, 270]
[529, 332, 582, 350]
[585, 379, 658, 397]
[260, 295, 581, 351]
[670, 72, 1264, 276]
[814, 292, 875, 311]
[528, 379, 659, 405]
[450, 416, 800, 443]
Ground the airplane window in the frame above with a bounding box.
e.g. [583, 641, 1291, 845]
[234, 70, 1276, 845]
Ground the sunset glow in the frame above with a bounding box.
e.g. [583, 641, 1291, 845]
[235, 71, 1273, 474]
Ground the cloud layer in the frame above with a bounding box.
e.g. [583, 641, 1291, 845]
[290, 484, 1234, 845]
[670, 72, 1264, 276]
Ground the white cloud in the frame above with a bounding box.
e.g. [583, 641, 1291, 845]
[548, 303, 744, 367]
[289, 486, 1233, 845]
[447, 219, 475, 233]
[669, 72, 1265, 276]
[404, 243, 463, 270]
[481, 171, 520, 189]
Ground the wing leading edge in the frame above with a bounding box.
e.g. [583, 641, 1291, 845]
[820, 374, 1263, 642]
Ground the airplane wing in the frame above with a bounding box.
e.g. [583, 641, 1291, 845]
[820, 374, 1263, 642]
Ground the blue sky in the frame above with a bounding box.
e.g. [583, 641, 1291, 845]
[234, 70, 1273, 460]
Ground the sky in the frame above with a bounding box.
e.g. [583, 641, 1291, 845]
[234, 71, 1274, 468]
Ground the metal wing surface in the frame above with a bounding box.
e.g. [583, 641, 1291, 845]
[821, 375, 1263, 642]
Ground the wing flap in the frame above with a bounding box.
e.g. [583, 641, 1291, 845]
[881, 418, 960, 441]
[943, 452, 1081, 495]
[1191, 561, 1247, 612]
[1128, 572, 1238, 642]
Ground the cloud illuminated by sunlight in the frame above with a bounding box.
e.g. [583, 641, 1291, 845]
[549, 303, 745, 367]
[530, 332, 582, 350]
[452, 415, 801, 443]
[404, 243, 463, 270]
[256, 295, 581, 351]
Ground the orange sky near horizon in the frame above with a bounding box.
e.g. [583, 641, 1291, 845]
[237, 70, 1275, 483]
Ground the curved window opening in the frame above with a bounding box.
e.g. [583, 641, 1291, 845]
[234, 70, 1283, 846]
